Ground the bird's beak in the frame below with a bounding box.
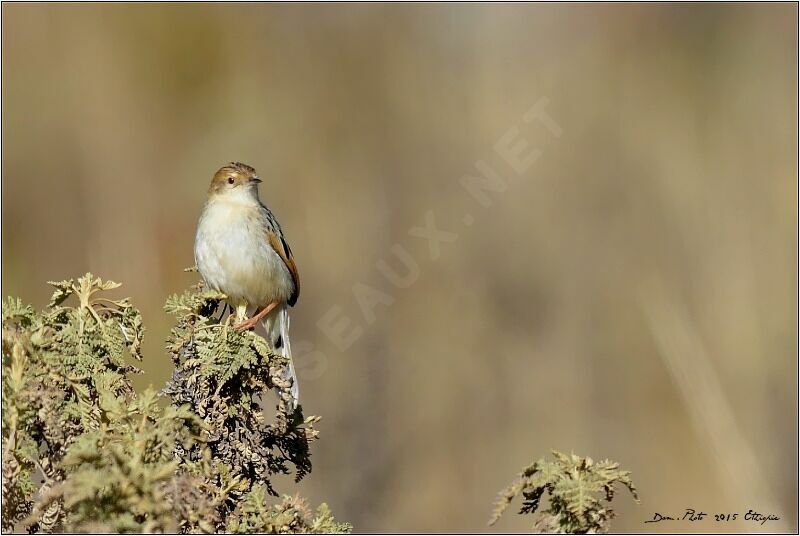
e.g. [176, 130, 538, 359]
[250, 177, 262, 184]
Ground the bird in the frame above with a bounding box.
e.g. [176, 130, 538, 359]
[194, 162, 300, 406]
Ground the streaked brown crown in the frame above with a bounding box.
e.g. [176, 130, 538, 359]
[208, 162, 259, 195]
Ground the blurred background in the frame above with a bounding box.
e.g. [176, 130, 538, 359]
[3, 3, 797, 532]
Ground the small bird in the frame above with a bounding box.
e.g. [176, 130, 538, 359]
[194, 162, 300, 405]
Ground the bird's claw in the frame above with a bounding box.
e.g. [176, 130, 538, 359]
[234, 318, 259, 331]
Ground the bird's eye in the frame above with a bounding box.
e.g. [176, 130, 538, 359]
[227, 177, 234, 185]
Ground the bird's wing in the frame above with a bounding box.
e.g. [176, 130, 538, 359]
[266, 229, 300, 306]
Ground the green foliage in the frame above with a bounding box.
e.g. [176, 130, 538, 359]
[30, 391, 204, 533]
[227, 488, 351, 534]
[2, 274, 350, 534]
[163, 285, 322, 528]
[2, 274, 145, 532]
[489, 450, 638, 534]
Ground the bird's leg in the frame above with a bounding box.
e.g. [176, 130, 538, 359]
[234, 303, 249, 322]
[234, 301, 280, 331]
[222, 303, 247, 334]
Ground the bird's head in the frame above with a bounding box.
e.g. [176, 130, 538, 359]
[208, 162, 262, 199]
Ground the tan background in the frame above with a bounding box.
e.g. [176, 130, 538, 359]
[3, 3, 797, 532]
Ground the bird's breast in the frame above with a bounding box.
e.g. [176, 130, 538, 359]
[195, 200, 293, 307]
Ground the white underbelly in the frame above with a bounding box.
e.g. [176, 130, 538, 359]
[195, 202, 293, 307]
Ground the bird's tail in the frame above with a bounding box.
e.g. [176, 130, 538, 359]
[262, 303, 299, 409]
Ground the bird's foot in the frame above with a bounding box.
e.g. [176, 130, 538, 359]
[234, 317, 260, 331]
[232, 301, 280, 332]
